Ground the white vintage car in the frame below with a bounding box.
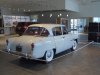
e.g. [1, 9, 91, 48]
[6, 24, 78, 62]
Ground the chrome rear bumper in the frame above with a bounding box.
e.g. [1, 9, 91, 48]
[1, 49, 46, 61]
[3, 49, 32, 59]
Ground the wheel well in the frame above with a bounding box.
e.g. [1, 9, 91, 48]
[53, 48, 56, 54]
[75, 39, 78, 43]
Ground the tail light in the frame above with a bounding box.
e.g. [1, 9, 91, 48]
[24, 26, 27, 29]
[31, 43, 34, 49]
[6, 40, 9, 45]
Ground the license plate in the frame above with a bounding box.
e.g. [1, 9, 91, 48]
[16, 46, 22, 52]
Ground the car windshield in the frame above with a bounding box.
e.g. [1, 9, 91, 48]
[24, 26, 49, 36]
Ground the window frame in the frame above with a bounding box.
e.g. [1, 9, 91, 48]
[62, 26, 68, 35]
[52, 26, 63, 36]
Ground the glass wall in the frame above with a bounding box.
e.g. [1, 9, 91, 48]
[70, 19, 86, 34]
[93, 17, 100, 22]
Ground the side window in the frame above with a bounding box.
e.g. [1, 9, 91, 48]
[62, 26, 68, 35]
[40, 28, 49, 36]
[52, 27, 62, 36]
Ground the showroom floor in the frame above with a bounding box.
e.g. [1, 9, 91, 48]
[0, 34, 100, 75]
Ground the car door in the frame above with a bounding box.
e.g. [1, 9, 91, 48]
[62, 26, 73, 50]
[52, 26, 65, 54]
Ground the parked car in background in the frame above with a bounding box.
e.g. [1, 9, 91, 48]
[6, 24, 78, 63]
[0, 27, 4, 34]
[15, 22, 38, 36]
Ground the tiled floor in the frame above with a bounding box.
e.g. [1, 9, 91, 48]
[0, 34, 100, 75]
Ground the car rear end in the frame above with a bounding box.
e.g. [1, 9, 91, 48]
[6, 38, 34, 59]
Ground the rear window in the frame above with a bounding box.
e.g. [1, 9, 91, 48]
[24, 27, 49, 36]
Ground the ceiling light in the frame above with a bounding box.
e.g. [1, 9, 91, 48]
[28, 9, 31, 12]
[58, 15, 60, 17]
[50, 14, 52, 17]
[42, 14, 44, 16]
[60, 13, 62, 16]
[67, 14, 68, 17]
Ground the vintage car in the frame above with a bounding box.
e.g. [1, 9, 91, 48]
[6, 24, 78, 62]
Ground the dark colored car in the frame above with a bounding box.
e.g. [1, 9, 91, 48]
[0, 28, 4, 34]
[16, 22, 38, 36]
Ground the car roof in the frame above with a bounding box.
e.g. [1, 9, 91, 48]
[29, 24, 65, 29]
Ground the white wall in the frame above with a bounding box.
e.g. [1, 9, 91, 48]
[79, 2, 100, 17]
[65, 0, 79, 12]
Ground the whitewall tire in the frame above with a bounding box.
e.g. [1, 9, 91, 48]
[72, 40, 77, 50]
[44, 50, 54, 63]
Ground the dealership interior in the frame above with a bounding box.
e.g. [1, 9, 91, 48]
[0, 0, 100, 75]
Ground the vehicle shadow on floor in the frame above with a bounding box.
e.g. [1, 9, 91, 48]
[9, 43, 88, 71]
[10, 49, 75, 71]
[10, 58, 51, 71]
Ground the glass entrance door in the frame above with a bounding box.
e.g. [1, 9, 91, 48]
[70, 19, 78, 34]
[70, 19, 86, 34]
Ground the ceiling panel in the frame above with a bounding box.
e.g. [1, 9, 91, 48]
[0, 0, 62, 12]
[77, 0, 100, 5]
[0, 0, 100, 12]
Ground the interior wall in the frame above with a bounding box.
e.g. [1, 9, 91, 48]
[79, 2, 100, 17]
[30, 11, 70, 23]
[68, 2, 100, 28]
[29, 10, 71, 31]
[65, 0, 79, 12]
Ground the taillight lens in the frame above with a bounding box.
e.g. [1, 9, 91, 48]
[31, 43, 34, 49]
[6, 40, 8, 45]
[24, 26, 27, 29]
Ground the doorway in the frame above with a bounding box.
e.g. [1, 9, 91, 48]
[70, 19, 86, 34]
